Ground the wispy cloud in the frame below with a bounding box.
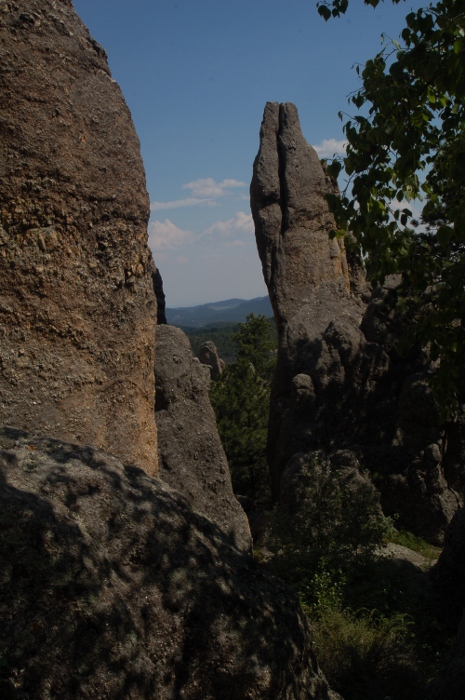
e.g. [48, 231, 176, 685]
[183, 177, 246, 198]
[313, 138, 347, 158]
[203, 211, 254, 237]
[148, 219, 194, 251]
[150, 197, 218, 211]
[150, 178, 247, 211]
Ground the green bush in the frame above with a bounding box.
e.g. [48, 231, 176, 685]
[278, 453, 391, 564]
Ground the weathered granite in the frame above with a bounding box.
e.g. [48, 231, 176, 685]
[427, 507, 465, 698]
[250, 101, 350, 334]
[0, 427, 341, 700]
[250, 102, 463, 542]
[155, 325, 251, 552]
[0, 0, 157, 474]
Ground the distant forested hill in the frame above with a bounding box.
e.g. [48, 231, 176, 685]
[166, 296, 273, 328]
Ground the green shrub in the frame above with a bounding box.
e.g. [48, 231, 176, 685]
[277, 452, 391, 564]
[312, 607, 419, 700]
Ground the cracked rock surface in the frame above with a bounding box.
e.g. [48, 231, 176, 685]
[0, 0, 157, 473]
[0, 427, 340, 700]
[251, 102, 463, 541]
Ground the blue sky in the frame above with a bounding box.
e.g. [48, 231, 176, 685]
[72, 0, 422, 307]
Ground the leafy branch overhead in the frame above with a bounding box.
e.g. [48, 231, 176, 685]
[317, 0, 465, 411]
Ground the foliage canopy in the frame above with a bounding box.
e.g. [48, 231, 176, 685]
[318, 0, 465, 410]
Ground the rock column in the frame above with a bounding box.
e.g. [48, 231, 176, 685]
[0, 0, 157, 474]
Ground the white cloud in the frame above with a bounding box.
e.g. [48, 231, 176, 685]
[148, 219, 194, 251]
[313, 138, 347, 158]
[150, 197, 217, 211]
[151, 178, 247, 211]
[389, 199, 424, 228]
[183, 177, 247, 198]
[225, 239, 247, 247]
[203, 211, 254, 237]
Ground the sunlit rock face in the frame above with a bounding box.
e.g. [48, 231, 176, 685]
[250, 101, 361, 501]
[0, 0, 157, 473]
[250, 101, 350, 334]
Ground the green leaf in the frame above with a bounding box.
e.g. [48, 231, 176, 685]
[318, 4, 332, 21]
[316, 0, 465, 413]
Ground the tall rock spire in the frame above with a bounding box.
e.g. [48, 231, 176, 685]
[251, 102, 350, 333]
[251, 102, 354, 500]
[0, 0, 157, 474]
[250, 102, 462, 544]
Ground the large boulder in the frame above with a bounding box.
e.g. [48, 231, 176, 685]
[0, 0, 157, 474]
[155, 325, 251, 552]
[0, 427, 340, 700]
[250, 102, 463, 542]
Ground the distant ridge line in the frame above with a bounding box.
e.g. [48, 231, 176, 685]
[166, 296, 273, 328]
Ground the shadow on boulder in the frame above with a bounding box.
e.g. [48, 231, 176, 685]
[0, 427, 338, 700]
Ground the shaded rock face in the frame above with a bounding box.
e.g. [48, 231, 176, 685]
[198, 340, 225, 380]
[0, 427, 340, 700]
[430, 507, 465, 626]
[251, 102, 463, 542]
[0, 0, 157, 473]
[427, 509, 465, 699]
[427, 612, 465, 700]
[155, 325, 252, 552]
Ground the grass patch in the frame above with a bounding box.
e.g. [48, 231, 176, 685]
[387, 528, 442, 560]
[311, 607, 419, 700]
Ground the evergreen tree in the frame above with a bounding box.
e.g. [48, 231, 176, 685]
[210, 314, 276, 507]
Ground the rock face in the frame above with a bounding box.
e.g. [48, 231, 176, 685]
[251, 102, 463, 542]
[427, 612, 465, 700]
[155, 325, 251, 552]
[430, 507, 465, 626]
[0, 427, 340, 700]
[198, 340, 225, 380]
[427, 508, 465, 699]
[250, 102, 350, 332]
[250, 102, 358, 503]
[0, 0, 157, 474]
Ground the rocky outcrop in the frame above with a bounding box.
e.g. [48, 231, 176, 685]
[250, 102, 350, 333]
[426, 508, 465, 698]
[0, 0, 157, 474]
[430, 507, 465, 626]
[251, 102, 463, 542]
[155, 325, 251, 552]
[198, 340, 225, 380]
[427, 612, 465, 700]
[0, 427, 340, 700]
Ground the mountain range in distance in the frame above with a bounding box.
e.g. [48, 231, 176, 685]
[166, 296, 273, 328]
